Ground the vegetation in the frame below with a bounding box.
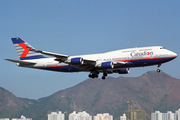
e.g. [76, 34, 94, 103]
[1, 71, 180, 120]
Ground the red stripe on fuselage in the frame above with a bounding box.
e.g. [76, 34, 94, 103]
[116, 56, 176, 62]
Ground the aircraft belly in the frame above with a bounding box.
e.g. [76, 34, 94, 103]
[40, 65, 80, 72]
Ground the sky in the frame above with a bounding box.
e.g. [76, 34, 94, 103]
[0, 0, 180, 99]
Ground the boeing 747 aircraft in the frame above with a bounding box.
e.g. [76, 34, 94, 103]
[5, 37, 177, 79]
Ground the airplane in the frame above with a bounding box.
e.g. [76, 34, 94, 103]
[5, 37, 177, 79]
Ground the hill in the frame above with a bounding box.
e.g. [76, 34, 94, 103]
[0, 87, 28, 118]
[1, 71, 180, 120]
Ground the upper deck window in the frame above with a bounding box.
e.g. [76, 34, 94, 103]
[160, 47, 165, 49]
[139, 49, 152, 51]
[122, 50, 136, 53]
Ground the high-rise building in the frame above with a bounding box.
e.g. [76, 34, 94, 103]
[11, 115, 32, 120]
[151, 109, 180, 120]
[151, 111, 162, 120]
[126, 109, 146, 120]
[69, 111, 92, 120]
[167, 111, 174, 120]
[94, 113, 113, 120]
[48, 111, 65, 120]
[176, 109, 180, 120]
[120, 114, 126, 120]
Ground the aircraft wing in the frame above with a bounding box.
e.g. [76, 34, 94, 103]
[32, 50, 69, 59]
[32, 49, 97, 64]
[4, 59, 36, 65]
[31, 49, 125, 67]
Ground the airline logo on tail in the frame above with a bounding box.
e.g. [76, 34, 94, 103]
[18, 43, 32, 58]
[12, 37, 46, 60]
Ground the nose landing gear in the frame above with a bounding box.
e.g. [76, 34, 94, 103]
[156, 64, 161, 73]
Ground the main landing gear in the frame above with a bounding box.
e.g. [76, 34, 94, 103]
[156, 64, 161, 73]
[88, 71, 99, 79]
[88, 71, 107, 80]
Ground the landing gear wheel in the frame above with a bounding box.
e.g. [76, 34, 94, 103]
[94, 74, 98, 78]
[156, 64, 161, 73]
[101, 72, 107, 80]
[88, 74, 92, 78]
[157, 69, 161, 73]
[88, 72, 99, 79]
[102, 76, 106, 80]
[103, 73, 107, 77]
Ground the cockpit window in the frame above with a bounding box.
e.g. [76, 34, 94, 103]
[160, 47, 165, 49]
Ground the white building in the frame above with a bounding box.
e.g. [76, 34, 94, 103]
[69, 111, 92, 120]
[94, 113, 113, 120]
[48, 111, 65, 120]
[167, 111, 174, 120]
[175, 109, 180, 120]
[120, 114, 126, 120]
[0, 119, 9, 120]
[151, 110, 178, 120]
[151, 111, 162, 120]
[162, 113, 167, 120]
[11, 115, 32, 120]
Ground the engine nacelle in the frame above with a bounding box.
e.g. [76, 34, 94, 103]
[100, 61, 114, 69]
[70, 57, 84, 65]
[114, 68, 129, 74]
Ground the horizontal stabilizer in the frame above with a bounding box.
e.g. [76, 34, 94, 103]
[4, 59, 36, 65]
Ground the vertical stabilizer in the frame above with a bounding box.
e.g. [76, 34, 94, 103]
[11, 37, 46, 60]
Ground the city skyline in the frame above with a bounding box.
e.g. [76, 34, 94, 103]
[2, 108, 180, 120]
[1, 0, 180, 99]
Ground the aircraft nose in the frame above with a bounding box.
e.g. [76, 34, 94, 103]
[173, 52, 177, 57]
[170, 51, 177, 58]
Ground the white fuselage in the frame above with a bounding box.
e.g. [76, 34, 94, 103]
[19, 46, 177, 73]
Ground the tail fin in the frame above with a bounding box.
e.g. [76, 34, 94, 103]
[11, 37, 46, 60]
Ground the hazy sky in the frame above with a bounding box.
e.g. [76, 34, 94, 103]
[1, 0, 180, 99]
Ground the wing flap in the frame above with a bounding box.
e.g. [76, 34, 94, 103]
[5, 59, 36, 65]
[84, 58, 96, 65]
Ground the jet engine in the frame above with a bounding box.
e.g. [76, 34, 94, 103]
[70, 57, 84, 65]
[114, 68, 129, 74]
[99, 61, 114, 69]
